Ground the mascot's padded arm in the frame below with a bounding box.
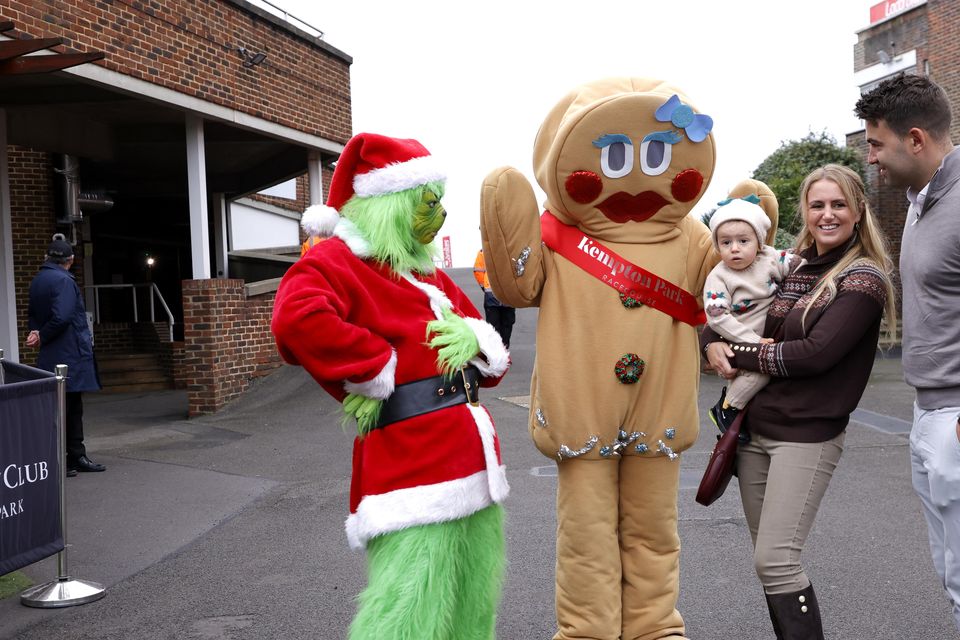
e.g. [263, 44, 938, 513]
[480, 167, 546, 308]
[272, 260, 396, 398]
[685, 215, 722, 298]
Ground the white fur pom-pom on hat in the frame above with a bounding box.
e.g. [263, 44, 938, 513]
[301, 204, 340, 238]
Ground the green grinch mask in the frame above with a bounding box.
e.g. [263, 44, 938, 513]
[412, 189, 446, 244]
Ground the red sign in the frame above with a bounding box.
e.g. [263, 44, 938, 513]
[870, 0, 924, 23]
[441, 236, 452, 268]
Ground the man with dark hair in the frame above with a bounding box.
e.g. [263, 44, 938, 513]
[26, 234, 106, 477]
[856, 74, 959, 632]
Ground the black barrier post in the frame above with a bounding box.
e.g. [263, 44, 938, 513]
[19, 363, 105, 608]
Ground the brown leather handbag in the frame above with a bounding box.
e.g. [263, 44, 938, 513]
[696, 407, 747, 506]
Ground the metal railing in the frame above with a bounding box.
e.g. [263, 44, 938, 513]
[84, 283, 175, 342]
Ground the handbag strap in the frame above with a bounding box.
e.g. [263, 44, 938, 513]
[727, 403, 748, 436]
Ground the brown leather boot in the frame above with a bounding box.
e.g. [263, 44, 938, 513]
[765, 583, 824, 640]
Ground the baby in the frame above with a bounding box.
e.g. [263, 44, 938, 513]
[704, 197, 802, 433]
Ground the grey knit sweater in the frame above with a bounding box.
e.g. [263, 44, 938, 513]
[900, 146, 960, 410]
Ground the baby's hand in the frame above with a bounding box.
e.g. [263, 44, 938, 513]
[760, 338, 775, 344]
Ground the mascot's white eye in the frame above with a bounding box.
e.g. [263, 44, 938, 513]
[639, 139, 672, 176]
[599, 140, 633, 179]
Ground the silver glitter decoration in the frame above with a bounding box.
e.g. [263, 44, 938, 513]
[635, 443, 649, 453]
[558, 435, 599, 459]
[513, 246, 531, 277]
[535, 408, 548, 429]
[657, 440, 679, 460]
[665, 428, 676, 440]
[599, 429, 645, 458]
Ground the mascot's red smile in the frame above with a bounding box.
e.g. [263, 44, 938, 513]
[597, 190, 669, 223]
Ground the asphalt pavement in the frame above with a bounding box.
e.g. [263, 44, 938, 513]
[0, 268, 955, 640]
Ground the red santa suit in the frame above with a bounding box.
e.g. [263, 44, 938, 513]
[272, 219, 510, 549]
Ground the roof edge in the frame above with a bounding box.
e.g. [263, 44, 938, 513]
[225, 0, 353, 65]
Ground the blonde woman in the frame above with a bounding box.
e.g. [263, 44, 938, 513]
[702, 164, 897, 639]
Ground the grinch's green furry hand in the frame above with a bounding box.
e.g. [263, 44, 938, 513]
[343, 393, 384, 437]
[426, 308, 480, 374]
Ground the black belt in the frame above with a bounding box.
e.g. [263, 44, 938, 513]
[373, 366, 481, 430]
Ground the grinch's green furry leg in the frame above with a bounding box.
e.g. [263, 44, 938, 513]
[449, 505, 506, 640]
[349, 505, 505, 640]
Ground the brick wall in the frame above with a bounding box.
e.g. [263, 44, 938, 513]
[0, 0, 352, 142]
[853, 6, 928, 73]
[180, 278, 282, 415]
[11, 147, 55, 365]
[927, 0, 960, 143]
[4, 1, 347, 413]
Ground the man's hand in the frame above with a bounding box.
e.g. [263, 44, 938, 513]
[25, 330, 40, 348]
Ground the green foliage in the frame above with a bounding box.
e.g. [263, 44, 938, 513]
[774, 227, 797, 250]
[752, 131, 864, 235]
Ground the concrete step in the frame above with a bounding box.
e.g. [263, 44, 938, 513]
[98, 352, 161, 372]
[97, 352, 172, 391]
[100, 380, 173, 393]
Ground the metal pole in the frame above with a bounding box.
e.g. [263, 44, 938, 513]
[0, 348, 5, 385]
[20, 364, 105, 608]
[55, 364, 68, 579]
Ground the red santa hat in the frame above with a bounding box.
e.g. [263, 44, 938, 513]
[328, 132, 446, 210]
[303, 133, 445, 237]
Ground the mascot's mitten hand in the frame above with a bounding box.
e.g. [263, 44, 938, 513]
[343, 393, 384, 436]
[426, 308, 480, 374]
[480, 167, 545, 307]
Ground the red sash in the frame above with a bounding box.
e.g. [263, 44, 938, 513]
[540, 211, 706, 326]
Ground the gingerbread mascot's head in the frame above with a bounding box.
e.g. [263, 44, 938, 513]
[533, 77, 716, 243]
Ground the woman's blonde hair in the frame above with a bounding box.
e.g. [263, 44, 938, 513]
[794, 164, 897, 341]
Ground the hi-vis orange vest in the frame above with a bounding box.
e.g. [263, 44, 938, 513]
[300, 235, 325, 258]
[473, 250, 490, 290]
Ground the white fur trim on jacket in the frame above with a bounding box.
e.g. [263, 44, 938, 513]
[353, 155, 446, 198]
[401, 273, 451, 320]
[343, 350, 397, 400]
[333, 218, 371, 258]
[344, 466, 507, 550]
[463, 317, 510, 378]
[468, 404, 510, 502]
[301, 204, 340, 237]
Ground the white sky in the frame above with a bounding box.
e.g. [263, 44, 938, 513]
[274, 0, 877, 266]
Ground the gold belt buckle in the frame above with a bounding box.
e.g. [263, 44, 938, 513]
[460, 367, 479, 407]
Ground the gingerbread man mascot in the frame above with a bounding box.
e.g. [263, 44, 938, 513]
[481, 78, 720, 640]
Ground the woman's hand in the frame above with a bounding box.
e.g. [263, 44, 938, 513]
[706, 341, 738, 379]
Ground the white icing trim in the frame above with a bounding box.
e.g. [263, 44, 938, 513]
[353, 155, 446, 197]
[463, 317, 510, 378]
[343, 350, 397, 400]
[345, 468, 505, 550]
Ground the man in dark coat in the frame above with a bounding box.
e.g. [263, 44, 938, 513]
[26, 234, 106, 476]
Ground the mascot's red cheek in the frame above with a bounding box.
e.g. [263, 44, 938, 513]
[671, 169, 703, 202]
[565, 171, 603, 204]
